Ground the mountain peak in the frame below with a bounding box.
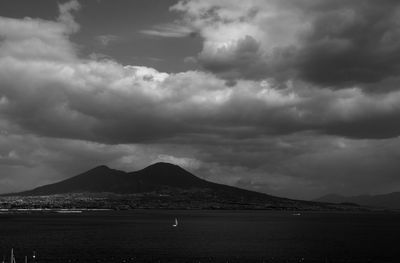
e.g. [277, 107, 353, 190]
[78, 165, 120, 179]
[142, 162, 192, 176]
[87, 165, 113, 173]
[147, 162, 181, 169]
[93, 165, 111, 170]
[131, 162, 207, 188]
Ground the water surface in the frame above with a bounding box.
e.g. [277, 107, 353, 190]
[0, 210, 399, 262]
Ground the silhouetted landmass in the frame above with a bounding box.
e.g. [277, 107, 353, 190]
[11, 163, 279, 199]
[315, 192, 400, 209]
[0, 163, 369, 211]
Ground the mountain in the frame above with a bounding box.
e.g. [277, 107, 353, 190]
[315, 192, 400, 209]
[2, 162, 362, 210]
[16, 162, 271, 197]
[11, 163, 283, 201]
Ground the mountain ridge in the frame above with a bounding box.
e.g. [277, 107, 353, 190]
[9, 162, 279, 199]
[315, 192, 400, 209]
[1, 162, 366, 211]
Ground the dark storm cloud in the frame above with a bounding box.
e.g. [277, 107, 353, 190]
[323, 112, 400, 139]
[173, 0, 400, 90]
[197, 35, 268, 81]
[296, 0, 400, 87]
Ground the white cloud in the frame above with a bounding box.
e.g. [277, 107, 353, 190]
[140, 23, 193, 38]
[0, 14, 77, 61]
[171, 0, 309, 80]
[57, 0, 81, 33]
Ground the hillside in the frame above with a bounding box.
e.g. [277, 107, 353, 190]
[2, 163, 363, 210]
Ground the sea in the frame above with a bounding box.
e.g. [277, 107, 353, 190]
[0, 210, 399, 263]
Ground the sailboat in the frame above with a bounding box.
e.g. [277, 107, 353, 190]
[172, 217, 178, 227]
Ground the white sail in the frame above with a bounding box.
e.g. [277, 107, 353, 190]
[172, 218, 178, 227]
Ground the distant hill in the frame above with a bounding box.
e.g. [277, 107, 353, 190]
[2, 162, 364, 210]
[315, 192, 400, 209]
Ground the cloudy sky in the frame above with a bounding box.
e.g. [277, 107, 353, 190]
[1, 0, 400, 199]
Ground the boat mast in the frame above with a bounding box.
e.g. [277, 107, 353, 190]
[10, 249, 15, 263]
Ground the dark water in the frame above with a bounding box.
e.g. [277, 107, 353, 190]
[0, 210, 399, 263]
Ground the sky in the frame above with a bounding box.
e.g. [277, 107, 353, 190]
[1, 0, 400, 200]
